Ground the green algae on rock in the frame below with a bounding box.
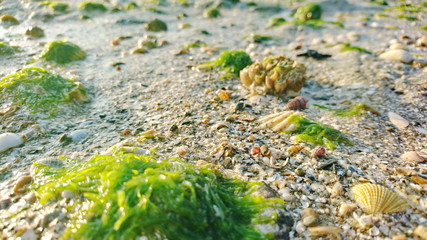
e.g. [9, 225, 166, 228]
[40, 40, 86, 64]
[79, 2, 108, 12]
[283, 113, 351, 150]
[0, 42, 18, 55]
[40, 1, 69, 12]
[25, 26, 45, 38]
[0, 67, 89, 115]
[314, 102, 379, 117]
[267, 17, 286, 28]
[33, 151, 282, 240]
[294, 3, 322, 21]
[203, 7, 220, 18]
[0, 14, 19, 26]
[144, 18, 167, 31]
[199, 50, 252, 78]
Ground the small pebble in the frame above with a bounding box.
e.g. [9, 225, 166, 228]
[331, 182, 344, 197]
[61, 190, 74, 200]
[0, 132, 24, 153]
[389, 43, 405, 50]
[24, 192, 37, 204]
[176, 145, 189, 156]
[21, 229, 37, 240]
[379, 50, 413, 64]
[414, 225, 427, 240]
[392, 234, 407, 240]
[70, 129, 90, 142]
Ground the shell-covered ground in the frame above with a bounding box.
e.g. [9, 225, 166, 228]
[1, 0, 426, 239]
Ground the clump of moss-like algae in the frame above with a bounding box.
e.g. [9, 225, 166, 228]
[0, 67, 89, 115]
[0, 42, 18, 55]
[40, 40, 86, 64]
[313, 102, 379, 116]
[33, 152, 282, 240]
[283, 114, 352, 150]
[40, 1, 69, 12]
[79, 2, 108, 12]
[199, 50, 252, 78]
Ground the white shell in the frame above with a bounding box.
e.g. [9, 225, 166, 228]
[0, 133, 24, 153]
[388, 112, 409, 130]
[258, 111, 300, 132]
[379, 49, 413, 64]
[401, 151, 425, 163]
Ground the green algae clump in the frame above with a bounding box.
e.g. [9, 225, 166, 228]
[0, 42, 18, 55]
[144, 18, 167, 31]
[79, 2, 108, 12]
[204, 7, 220, 18]
[40, 1, 69, 12]
[0, 14, 19, 26]
[283, 113, 352, 150]
[314, 102, 379, 117]
[33, 152, 282, 240]
[199, 50, 253, 78]
[40, 40, 86, 64]
[0, 67, 89, 115]
[294, 3, 322, 21]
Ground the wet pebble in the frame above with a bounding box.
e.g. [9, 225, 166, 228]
[25, 26, 44, 38]
[61, 190, 74, 200]
[0, 198, 12, 209]
[379, 50, 413, 64]
[69, 129, 90, 142]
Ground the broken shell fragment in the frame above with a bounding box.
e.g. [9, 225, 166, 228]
[401, 151, 425, 163]
[411, 175, 427, 185]
[394, 167, 417, 176]
[308, 225, 342, 240]
[286, 96, 308, 110]
[388, 112, 409, 130]
[414, 225, 427, 240]
[301, 208, 318, 227]
[258, 111, 300, 132]
[13, 176, 33, 194]
[351, 183, 409, 214]
[217, 90, 231, 101]
[338, 203, 357, 217]
[331, 182, 344, 197]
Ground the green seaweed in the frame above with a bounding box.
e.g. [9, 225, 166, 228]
[0, 67, 89, 115]
[40, 40, 86, 64]
[267, 17, 286, 28]
[378, 3, 426, 21]
[145, 7, 166, 14]
[244, 34, 276, 43]
[40, 1, 69, 12]
[283, 114, 352, 150]
[0, 42, 18, 55]
[125, 2, 138, 10]
[313, 102, 379, 117]
[421, 25, 427, 30]
[79, 2, 108, 12]
[204, 7, 220, 18]
[199, 50, 253, 78]
[0, 14, 19, 25]
[294, 3, 322, 21]
[339, 43, 372, 54]
[184, 40, 207, 49]
[33, 151, 282, 240]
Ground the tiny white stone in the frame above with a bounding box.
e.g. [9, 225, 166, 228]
[379, 49, 413, 64]
[70, 129, 90, 142]
[295, 221, 305, 234]
[0, 133, 24, 153]
[388, 112, 410, 130]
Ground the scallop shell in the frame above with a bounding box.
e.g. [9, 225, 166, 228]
[287, 96, 308, 110]
[258, 111, 300, 132]
[351, 183, 409, 214]
[401, 151, 425, 163]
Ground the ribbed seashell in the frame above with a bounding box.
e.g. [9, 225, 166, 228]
[338, 203, 357, 217]
[414, 225, 427, 240]
[286, 145, 305, 155]
[351, 183, 410, 214]
[286, 96, 308, 110]
[311, 145, 326, 158]
[308, 225, 342, 240]
[258, 111, 300, 132]
[401, 151, 425, 163]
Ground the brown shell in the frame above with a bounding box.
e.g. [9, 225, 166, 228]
[286, 96, 308, 110]
[311, 145, 326, 158]
[351, 183, 409, 214]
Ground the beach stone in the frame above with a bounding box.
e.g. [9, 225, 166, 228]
[0, 133, 24, 153]
[21, 229, 37, 240]
[70, 129, 89, 142]
[389, 43, 405, 50]
[379, 50, 413, 64]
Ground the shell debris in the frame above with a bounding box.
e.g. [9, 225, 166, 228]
[338, 203, 357, 217]
[308, 225, 342, 240]
[351, 183, 410, 214]
[414, 225, 427, 240]
[258, 111, 300, 132]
